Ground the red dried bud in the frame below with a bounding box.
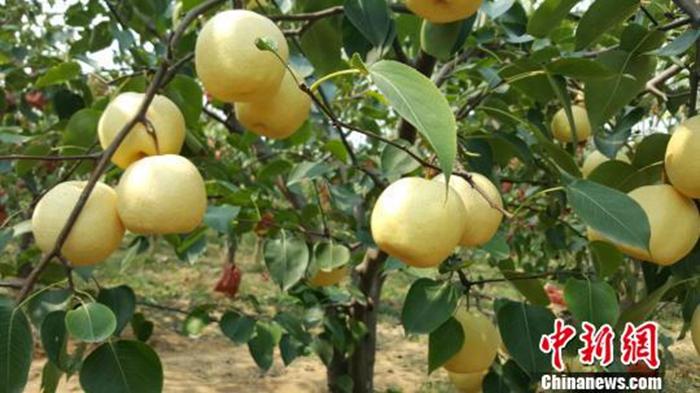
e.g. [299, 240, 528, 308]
[214, 264, 242, 298]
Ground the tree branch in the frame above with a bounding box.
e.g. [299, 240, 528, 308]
[673, 0, 700, 27]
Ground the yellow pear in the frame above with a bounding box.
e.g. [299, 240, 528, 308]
[665, 116, 700, 198]
[581, 150, 631, 178]
[309, 266, 349, 288]
[551, 105, 592, 143]
[195, 10, 289, 103]
[117, 155, 207, 234]
[32, 181, 124, 266]
[588, 184, 700, 266]
[405, 0, 483, 24]
[98, 93, 186, 169]
[435, 174, 503, 246]
[448, 370, 487, 393]
[692, 306, 700, 355]
[235, 70, 311, 139]
[444, 309, 500, 373]
[371, 177, 467, 268]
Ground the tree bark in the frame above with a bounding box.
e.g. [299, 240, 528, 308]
[348, 249, 388, 393]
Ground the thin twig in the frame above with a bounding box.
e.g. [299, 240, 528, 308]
[641, 5, 659, 26]
[658, 17, 691, 31]
[646, 64, 684, 101]
[690, 38, 700, 116]
[0, 153, 101, 161]
[313, 180, 330, 237]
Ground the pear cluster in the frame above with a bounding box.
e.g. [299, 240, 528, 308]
[406, 0, 484, 24]
[195, 10, 311, 139]
[32, 94, 206, 266]
[371, 174, 503, 269]
[585, 115, 700, 266]
[444, 309, 500, 393]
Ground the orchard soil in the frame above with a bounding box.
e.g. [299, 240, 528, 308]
[23, 235, 700, 393]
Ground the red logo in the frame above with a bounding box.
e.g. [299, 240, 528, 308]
[540, 319, 660, 372]
[620, 322, 659, 369]
[578, 322, 615, 367]
[539, 319, 577, 371]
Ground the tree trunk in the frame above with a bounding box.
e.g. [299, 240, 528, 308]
[348, 249, 388, 393]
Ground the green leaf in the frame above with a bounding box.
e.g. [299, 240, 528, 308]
[380, 140, 421, 178]
[497, 300, 554, 375]
[655, 29, 700, 57]
[36, 62, 81, 88]
[343, 0, 396, 52]
[312, 241, 351, 271]
[89, 22, 113, 52]
[204, 204, 240, 234]
[428, 317, 464, 374]
[420, 17, 475, 61]
[62, 108, 100, 149]
[25, 289, 71, 328]
[369, 60, 457, 178]
[248, 321, 283, 371]
[498, 260, 550, 306]
[401, 278, 459, 334]
[595, 108, 643, 157]
[40, 361, 62, 393]
[617, 277, 678, 328]
[619, 24, 665, 55]
[0, 297, 33, 393]
[65, 303, 117, 343]
[527, 0, 578, 38]
[15, 143, 51, 176]
[40, 311, 68, 370]
[80, 340, 163, 393]
[182, 305, 212, 338]
[279, 334, 302, 366]
[547, 58, 615, 79]
[287, 161, 333, 186]
[130, 313, 154, 342]
[585, 51, 656, 130]
[564, 278, 619, 326]
[590, 240, 624, 277]
[301, 19, 345, 76]
[575, 0, 639, 50]
[500, 60, 554, 104]
[587, 160, 638, 192]
[97, 286, 136, 336]
[220, 311, 256, 344]
[632, 134, 670, 169]
[480, 231, 510, 260]
[264, 233, 310, 291]
[164, 74, 202, 128]
[566, 179, 650, 252]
